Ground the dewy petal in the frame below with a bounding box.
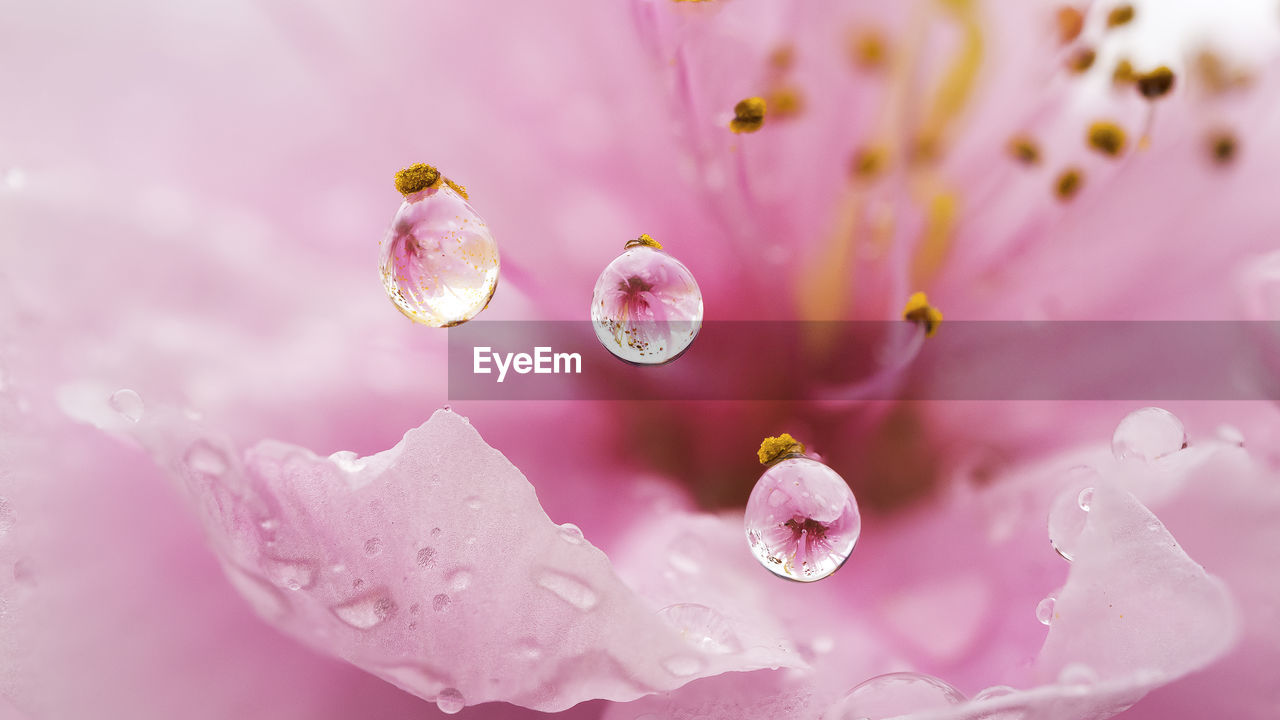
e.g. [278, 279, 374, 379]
[132, 407, 795, 713]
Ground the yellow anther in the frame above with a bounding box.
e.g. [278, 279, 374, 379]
[1087, 121, 1127, 157]
[394, 163, 441, 197]
[1135, 66, 1176, 99]
[1008, 135, 1041, 165]
[624, 233, 663, 250]
[1055, 167, 1084, 200]
[903, 291, 943, 337]
[1106, 4, 1135, 28]
[730, 97, 767, 133]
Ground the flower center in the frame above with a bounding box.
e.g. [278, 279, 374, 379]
[783, 516, 829, 542]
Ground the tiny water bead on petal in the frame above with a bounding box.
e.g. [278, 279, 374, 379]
[380, 163, 499, 327]
[1112, 407, 1186, 462]
[590, 234, 703, 365]
[744, 434, 860, 582]
[827, 672, 966, 720]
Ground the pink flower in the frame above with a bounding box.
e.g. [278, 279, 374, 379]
[2, 1, 1280, 719]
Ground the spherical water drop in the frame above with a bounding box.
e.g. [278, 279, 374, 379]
[416, 547, 437, 568]
[331, 591, 397, 629]
[380, 178, 499, 327]
[184, 440, 228, 477]
[1077, 487, 1094, 512]
[590, 236, 702, 365]
[537, 570, 599, 610]
[558, 523, 584, 544]
[827, 672, 966, 720]
[364, 537, 383, 557]
[1036, 595, 1057, 626]
[432, 593, 451, 612]
[108, 389, 144, 422]
[744, 456, 860, 582]
[435, 687, 465, 714]
[657, 603, 743, 654]
[1112, 407, 1186, 462]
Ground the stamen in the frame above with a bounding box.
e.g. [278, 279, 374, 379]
[1087, 121, 1128, 157]
[849, 28, 889, 70]
[1194, 50, 1252, 95]
[1207, 130, 1238, 165]
[916, 2, 984, 164]
[769, 45, 795, 72]
[394, 163, 442, 197]
[1113, 58, 1136, 85]
[624, 233, 664, 250]
[1106, 4, 1135, 28]
[1055, 168, 1084, 200]
[1135, 66, 1176, 99]
[1008, 134, 1041, 165]
[767, 86, 805, 119]
[903, 291, 943, 337]
[1066, 47, 1097, 74]
[851, 145, 889, 181]
[730, 97, 767, 133]
[1056, 6, 1084, 44]
[758, 434, 806, 465]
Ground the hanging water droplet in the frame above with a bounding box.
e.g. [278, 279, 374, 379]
[436, 687, 465, 714]
[416, 547, 437, 568]
[537, 570, 599, 610]
[108, 389, 144, 422]
[184, 440, 228, 477]
[1112, 407, 1186, 462]
[590, 235, 703, 365]
[432, 593, 451, 612]
[380, 169, 499, 327]
[1077, 487, 1094, 512]
[446, 567, 472, 591]
[558, 523, 585, 544]
[826, 672, 966, 720]
[744, 451, 860, 582]
[331, 591, 398, 629]
[657, 603, 743, 654]
[662, 655, 706, 677]
[1036, 595, 1057, 626]
[364, 537, 383, 557]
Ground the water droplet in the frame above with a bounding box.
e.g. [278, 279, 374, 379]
[416, 547, 437, 567]
[827, 672, 966, 720]
[0, 497, 13, 535]
[662, 655, 705, 677]
[435, 687, 466, 714]
[184, 440, 228, 477]
[381, 181, 499, 327]
[970, 685, 1024, 719]
[332, 591, 397, 629]
[590, 239, 703, 365]
[537, 570, 599, 610]
[1112, 407, 1186, 462]
[514, 638, 542, 660]
[364, 537, 383, 557]
[1077, 487, 1094, 512]
[558, 523, 584, 544]
[108, 389, 144, 422]
[375, 663, 449, 698]
[657, 603, 742, 654]
[432, 593, 451, 612]
[464, 496, 482, 510]
[329, 450, 366, 473]
[744, 456, 861, 582]
[1058, 663, 1098, 687]
[446, 568, 472, 591]
[1036, 595, 1057, 626]
[265, 557, 317, 591]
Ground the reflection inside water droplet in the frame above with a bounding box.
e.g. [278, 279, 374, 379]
[558, 523, 584, 544]
[1077, 487, 1094, 512]
[827, 672, 966, 720]
[435, 687, 466, 714]
[657, 603, 742, 654]
[744, 456, 861, 582]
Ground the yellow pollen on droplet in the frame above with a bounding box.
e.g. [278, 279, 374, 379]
[1106, 4, 1135, 28]
[903, 292, 943, 337]
[394, 163, 441, 197]
[443, 177, 469, 200]
[624, 233, 663, 250]
[1008, 134, 1041, 165]
[1087, 120, 1127, 157]
[729, 97, 767, 133]
[1055, 167, 1084, 200]
[758, 434, 806, 465]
